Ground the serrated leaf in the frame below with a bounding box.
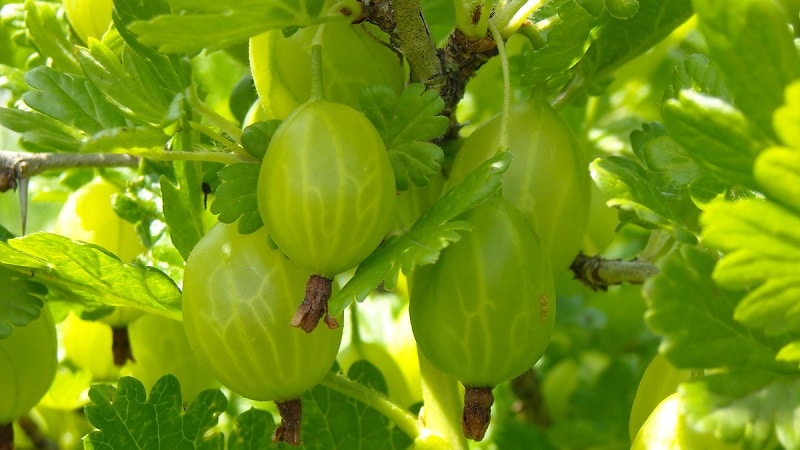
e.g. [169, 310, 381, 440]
[360, 84, 447, 190]
[774, 81, 800, 150]
[227, 408, 278, 450]
[0, 107, 83, 152]
[662, 90, 768, 188]
[0, 266, 46, 339]
[664, 53, 731, 102]
[701, 199, 800, 336]
[22, 66, 128, 135]
[23, 0, 82, 74]
[692, 0, 800, 134]
[302, 374, 412, 449]
[84, 375, 226, 450]
[643, 245, 787, 371]
[0, 232, 182, 320]
[681, 372, 800, 449]
[754, 147, 800, 215]
[127, 0, 331, 54]
[328, 151, 510, 316]
[76, 42, 172, 124]
[209, 163, 263, 234]
[82, 126, 168, 153]
[590, 156, 669, 227]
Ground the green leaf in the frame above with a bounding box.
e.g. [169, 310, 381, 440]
[23, 0, 82, 74]
[22, 66, 128, 135]
[664, 53, 731, 102]
[359, 84, 447, 190]
[604, 0, 639, 19]
[112, 0, 188, 93]
[590, 139, 702, 232]
[702, 198, 800, 336]
[127, 0, 332, 54]
[773, 80, 800, 151]
[643, 245, 788, 372]
[0, 107, 83, 152]
[692, 0, 800, 134]
[328, 151, 510, 316]
[516, 1, 596, 93]
[84, 375, 226, 450]
[227, 408, 278, 450]
[302, 375, 412, 449]
[241, 120, 280, 160]
[662, 90, 769, 188]
[681, 372, 800, 449]
[76, 42, 172, 124]
[754, 147, 800, 214]
[209, 163, 263, 234]
[0, 232, 182, 320]
[0, 266, 46, 339]
[161, 161, 206, 261]
[82, 126, 169, 153]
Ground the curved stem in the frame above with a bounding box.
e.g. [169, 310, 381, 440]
[134, 149, 258, 165]
[187, 86, 243, 142]
[488, 21, 511, 154]
[310, 25, 327, 101]
[188, 120, 248, 157]
[320, 372, 423, 440]
[418, 352, 469, 449]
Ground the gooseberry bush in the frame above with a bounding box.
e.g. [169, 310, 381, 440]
[1, 0, 800, 448]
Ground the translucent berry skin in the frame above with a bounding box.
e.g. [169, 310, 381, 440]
[257, 101, 396, 277]
[182, 224, 343, 402]
[409, 198, 556, 387]
[0, 307, 58, 424]
[447, 101, 591, 272]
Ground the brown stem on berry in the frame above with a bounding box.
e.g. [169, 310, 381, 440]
[273, 398, 303, 446]
[462, 385, 494, 441]
[291, 275, 339, 333]
[111, 326, 134, 366]
[0, 422, 12, 450]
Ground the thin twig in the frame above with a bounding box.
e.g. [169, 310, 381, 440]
[570, 252, 659, 291]
[0, 150, 140, 192]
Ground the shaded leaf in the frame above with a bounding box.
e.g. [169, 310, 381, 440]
[360, 84, 446, 190]
[692, 0, 800, 134]
[0, 266, 46, 339]
[84, 375, 226, 450]
[662, 90, 769, 188]
[681, 372, 800, 449]
[643, 245, 787, 371]
[209, 163, 263, 234]
[23, 66, 128, 135]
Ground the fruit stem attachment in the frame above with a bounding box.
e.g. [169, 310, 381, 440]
[0, 422, 12, 450]
[462, 386, 494, 441]
[273, 398, 303, 446]
[310, 25, 326, 101]
[111, 326, 134, 366]
[487, 21, 511, 154]
[292, 275, 339, 333]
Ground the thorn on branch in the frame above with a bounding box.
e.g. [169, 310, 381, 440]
[570, 252, 660, 291]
